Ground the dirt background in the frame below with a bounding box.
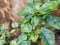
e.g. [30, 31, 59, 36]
[0, 0, 27, 24]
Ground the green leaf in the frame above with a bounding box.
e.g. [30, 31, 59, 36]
[44, 0, 50, 2]
[17, 34, 30, 45]
[21, 41, 30, 45]
[20, 18, 30, 24]
[33, 0, 41, 3]
[10, 39, 17, 45]
[19, 33, 27, 41]
[21, 23, 32, 33]
[32, 35, 39, 42]
[35, 28, 42, 34]
[0, 24, 6, 32]
[45, 14, 60, 29]
[31, 16, 42, 28]
[0, 33, 6, 45]
[18, 8, 26, 16]
[25, 6, 34, 14]
[25, 14, 33, 19]
[34, 3, 41, 12]
[38, 1, 58, 15]
[40, 27, 55, 45]
[27, 0, 33, 3]
[18, 5, 34, 16]
[0, 40, 6, 45]
[5, 31, 10, 37]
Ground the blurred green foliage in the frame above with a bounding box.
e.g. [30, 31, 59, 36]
[0, 0, 60, 45]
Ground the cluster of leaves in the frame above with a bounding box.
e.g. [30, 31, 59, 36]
[0, 0, 60, 45]
[18, 0, 60, 45]
[0, 24, 10, 45]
